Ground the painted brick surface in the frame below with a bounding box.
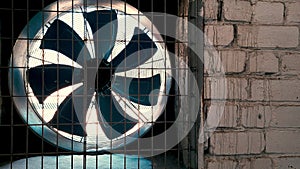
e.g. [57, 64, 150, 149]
[210, 131, 265, 155]
[241, 105, 271, 128]
[253, 2, 284, 24]
[204, 50, 247, 73]
[206, 104, 239, 128]
[202, 0, 300, 168]
[204, 77, 248, 100]
[238, 26, 299, 48]
[266, 130, 300, 153]
[286, 2, 300, 23]
[282, 53, 300, 73]
[203, 0, 218, 20]
[275, 157, 300, 169]
[223, 0, 252, 22]
[270, 106, 300, 127]
[205, 25, 234, 46]
[249, 51, 279, 73]
[269, 80, 300, 101]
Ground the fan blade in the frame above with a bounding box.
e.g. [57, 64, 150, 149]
[41, 19, 88, 62]
[98, 89, 137, 139]
[85, 10, 117, 60]
[27, 64, 80, 103]
[112, 74, 161, 106]
[48, 87, 86, 137]
[111, 27, 157, 72]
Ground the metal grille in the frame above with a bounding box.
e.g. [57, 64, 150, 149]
[0, 0, 202, 168]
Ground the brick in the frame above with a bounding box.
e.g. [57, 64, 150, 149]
[238, 26, 299, 48]
[261, 0, 298, 2]
[207, 159, 237, 169]
[250, 80, 269, 101]
[206, 104, 239, 128]
[282, 53, 300, 73]
[276, 157, 300, 169]
[223, 0, 252, 22]
[266, 130, 300, 153]
[205, 25, 234, 46]
[221, 50, 247, 73]
[253, 2, 284, 24]
[286, 2, 300, 23]
[252, 158, 272, 169]
[205, 50, 247, 73]
[270, 80, 300, 101]
[241, 105, 271, 128]
[210, 131, 265, 155]
[204, 77, 248, 100]
[249, 51, 279, 73]
[204, 0, 218, 20]
[270, 106, 300, 127]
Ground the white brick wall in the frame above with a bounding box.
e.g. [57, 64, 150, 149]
[203, 0, 300, 168]
[206, 104, 239, 128]
[286, 2, 300, 23]
[204, 77, 248, 100]
[249, 51, 279, 73]
[269, 80, 300, 101]
[241, 105, 271, 128]
[270, 106, 300, 127]
[210, 131, 265, 155]
[223, 0, 252, 22]
[281, 53, 300, 73]
[266, 130, 300, 153]
[203, 0, 218, 20]
[276, 157, 300, 169]
[253, 2, 284, 24]
[238, 26, 299, 48]
[205, 25, 234, 46]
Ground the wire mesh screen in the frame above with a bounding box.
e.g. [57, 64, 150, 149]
[0, 0, 202, 168]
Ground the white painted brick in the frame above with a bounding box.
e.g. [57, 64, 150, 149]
[270, 106, 300, 127]
[286, 2, 300, 23]
[205, 25, 234, 46]
[204, 77, 248, 100]
[275, 157, 300, 169]
[249, 51, 279, 73]
[204, 0, 218, 20]
[204, 50, 246, 73]
[221, 50, 246, 73]
[282, 53, 300, 73]
[253, 2, 284, 24]
[223, 0, 252, 22]
[252, 158, 272, 169]
[207, 159, 237, 169]
[206, 157, 273, 169]
[266, 130, 300, 153]
[250, 80, 269, 101]
[210, 131, 265, 155]
[206, 104, 239, 128]
[270, 80, 300, 101]
[241, 105, 271, 128]
[238, 26, 299, 48]
[260, 0, 299, 2]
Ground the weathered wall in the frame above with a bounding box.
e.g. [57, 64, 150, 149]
[202, 0, 300, 168]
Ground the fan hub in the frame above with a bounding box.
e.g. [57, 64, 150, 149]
[95, 60, 113, 91]
[84, 59, 113, 91]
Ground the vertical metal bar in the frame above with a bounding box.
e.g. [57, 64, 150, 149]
[71, 0, 75, 168]
[10, 0, 14, 167]
[55, 1, 59, 168]
[41, 0, 46, 168]
[25, 0, 30, 169]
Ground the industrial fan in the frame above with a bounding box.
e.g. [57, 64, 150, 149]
[9, 0, 172, 152]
